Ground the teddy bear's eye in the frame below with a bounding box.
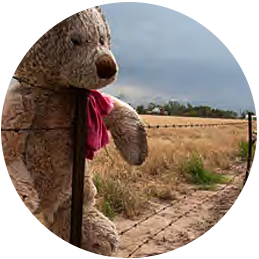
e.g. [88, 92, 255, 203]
[99, 36, 105, 46]
[70, 37, 81, 46]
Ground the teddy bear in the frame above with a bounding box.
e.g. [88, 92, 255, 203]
[1, 6, 147, 256]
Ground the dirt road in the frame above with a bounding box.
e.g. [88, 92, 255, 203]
[114, 162, 245, 258]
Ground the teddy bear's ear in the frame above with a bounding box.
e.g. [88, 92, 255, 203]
[1, 12, 29, 55]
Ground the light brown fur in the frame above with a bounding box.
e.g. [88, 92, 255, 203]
[1, 6, 147, 256]
[49, 192, 119, 256]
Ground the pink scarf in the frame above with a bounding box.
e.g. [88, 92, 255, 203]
[85, 90, 114, 160]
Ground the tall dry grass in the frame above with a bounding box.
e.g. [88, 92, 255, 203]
[89, 116, 253, 219]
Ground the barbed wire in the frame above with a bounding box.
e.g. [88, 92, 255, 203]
[126, 173, 240, 258]
[119, 189, 197, 236]
[3, 76, 74, 133]
[1, 69, 61, 93]
[7, 77, 250, 132]
[119, 163, 246, 237]
[115, 119, 250, 238]
[1, 126, 72, 132]
[12, 76, 81, 95]
[1, 121, 246, 133]
[10, 76, 252, 251]
[144, 121, 247, 129]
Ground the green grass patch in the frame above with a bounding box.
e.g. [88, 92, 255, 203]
[180, 153, 229, 189]
[93, 174, 144, 219]
[103, 199, 116, 220]
[238, 140, 256, 161]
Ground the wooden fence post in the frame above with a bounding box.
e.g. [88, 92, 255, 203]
[244, 112, 253, 185]
[70, 88, 89, 248]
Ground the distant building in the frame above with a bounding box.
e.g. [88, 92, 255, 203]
[151, 107, 160, 114]
[146, 107, 168, 115]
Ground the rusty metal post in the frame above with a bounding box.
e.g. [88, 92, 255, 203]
[70, 88, 89, 248]
[244, 112, 253, 185]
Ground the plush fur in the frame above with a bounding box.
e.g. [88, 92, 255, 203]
[50, 206, 119, 256]
[1, 7, 147, 256]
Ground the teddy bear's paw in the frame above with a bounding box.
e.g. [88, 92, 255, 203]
[85, 233, 119, 256]
[104, 96, 148, 165]
[82, 206, 119, 256]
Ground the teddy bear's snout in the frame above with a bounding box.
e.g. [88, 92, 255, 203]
[95, 55, 117, 79]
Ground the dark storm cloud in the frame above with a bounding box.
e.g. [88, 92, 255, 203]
[101, 2, 255, 112]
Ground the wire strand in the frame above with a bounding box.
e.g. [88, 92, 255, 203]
[127, 173, 240, 258]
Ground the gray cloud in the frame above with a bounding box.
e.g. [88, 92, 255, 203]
[101, 2, 255, 112]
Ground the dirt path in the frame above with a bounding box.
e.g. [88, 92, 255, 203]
[114, 162, 246, 258]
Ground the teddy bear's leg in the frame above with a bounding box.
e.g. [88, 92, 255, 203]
[1, 218, 59, 258]
[1, 160, 39, 220]
[103, 96, 148, 165]
[49, 203, 118, 256]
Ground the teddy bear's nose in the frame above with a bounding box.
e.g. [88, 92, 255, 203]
[96, 55, 117, 79]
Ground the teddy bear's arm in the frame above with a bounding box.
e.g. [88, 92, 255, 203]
[103, 96, 148, 165]
[1, 85, 39, 219]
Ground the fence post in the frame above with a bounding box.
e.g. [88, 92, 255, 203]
[244, 112, 253, 185]
[70, 88, 89, 248]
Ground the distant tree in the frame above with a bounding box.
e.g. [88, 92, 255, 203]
[147, 102, 156, 111]
[186, 103, 193, 110]
[135, 100, 241, 119]
[136, 105, 145, 114]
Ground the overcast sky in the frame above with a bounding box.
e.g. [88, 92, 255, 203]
[101, 2, 255, 112]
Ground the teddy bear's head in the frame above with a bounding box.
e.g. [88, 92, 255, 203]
[15, 7, 117, 90]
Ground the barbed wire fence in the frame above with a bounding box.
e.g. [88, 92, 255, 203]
[119, 114, 257, 258]
[143, 121, 247, 129]
[1, 70, 257, 258]
[140, 170, 256, 258]
[2, 121, 246, 133]
[119, 189, 196, 236]
[126, 173, 240, 258]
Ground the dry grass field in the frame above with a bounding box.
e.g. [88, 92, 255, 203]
[89, 115, 253, 219]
